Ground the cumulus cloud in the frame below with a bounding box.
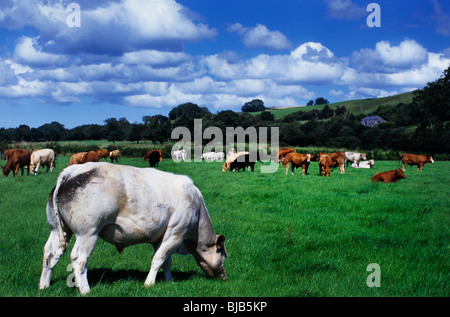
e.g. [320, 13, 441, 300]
[1, 0, 217, 55]
[351, 39, 428, 72]
[14, 36, 68, 67]
[0, 0, 449, 113]
[227, 23, 292, 50]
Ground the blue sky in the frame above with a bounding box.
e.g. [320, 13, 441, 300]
[0, 0, 449, 129]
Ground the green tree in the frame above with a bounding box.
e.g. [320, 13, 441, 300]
[142, 115, 171, 143]
[241, 99, 266, 112]
[315, 97, 329, 105]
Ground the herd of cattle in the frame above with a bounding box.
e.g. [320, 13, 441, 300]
[1, 147, 435, 183]
[0, 145, 436, 295]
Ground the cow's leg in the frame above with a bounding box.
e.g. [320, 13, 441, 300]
[145, 234, 183, 286]
[402, 163, 406, 171]
[39, 229, 72, 290]
[291, 165, 295, 175]
[152, 243, 174, 282]
[70, 234, 98, 295]
[285, 164, 289, 175]
[35, 162, 41, 174]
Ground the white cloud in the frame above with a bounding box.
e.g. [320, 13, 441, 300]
[14, 36, 68, 66]
[1, 0, 217, 55]
[227, 23, 292, 50]
[352, 39, 428, 72]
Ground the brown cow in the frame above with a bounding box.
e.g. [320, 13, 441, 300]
[144, 150, 162, 167]
[109, 150, 121, 163]
[2, 149, 31, 177]
[3, 149, 18, 161]
[400, 153, 434, 172]
[275, 148, 295, 164]
[96, 149, 109, 162]
[318, 152, 345, 174]
[81, 151, 99, 164]
[318, 154, 332, 177]
[372, 169, 407, 183]
[284, 152, 311, 175]
[68, 152, 87, 166]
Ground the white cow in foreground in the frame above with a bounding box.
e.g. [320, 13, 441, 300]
[39, 163, 227, 295]
[30, 149, 56, 175]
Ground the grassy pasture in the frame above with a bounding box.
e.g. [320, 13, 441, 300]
[0, 155, 448, 297]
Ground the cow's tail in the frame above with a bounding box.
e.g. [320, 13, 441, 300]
[52, 173, 70, 251]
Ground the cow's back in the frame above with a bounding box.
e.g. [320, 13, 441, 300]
[55, 163, 201, 244]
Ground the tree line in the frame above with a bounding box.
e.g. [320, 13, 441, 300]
[1, 67, 449, 157]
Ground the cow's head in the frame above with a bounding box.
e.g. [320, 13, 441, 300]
[427, 156, 434, 163]
[1, 165, 10, 177]
[395, 169, 407, 180]
[306, 153, 311, 162]
[361, 153, 367, 160]
[196, 234, 228, 280]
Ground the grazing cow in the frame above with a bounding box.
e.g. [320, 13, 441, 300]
[215, 152, 225, 161]
[144, 150, 163, 167]
[96, 149, 109, 162]
[229, 154, 255, 172]
[39, 163, 227, 295]
[81, 151, 99, 164]
[109, 150, 121, 163]
[1, 149, 31, 177]
[68, 152, 87, 166]
[222, 151, 249, 172]
[147, 150, 161, 167]
[318, 154, 332, 177]
[30, 149, 56, 175]
[275, 148, 295, 164]
[318, 152, 345, 174]
[400, 153, 434, 172]
[201, 152, 216, 162]
[352, 159, 374, 169]
[345, 152, 367, 167]
[372, 169, 406, 183]
[172, 150, 187, 161]
[3, 149, 18, 161]
[283, 152, 311, 175]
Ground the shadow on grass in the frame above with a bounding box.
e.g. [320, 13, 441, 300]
[87, 268, 201, 286]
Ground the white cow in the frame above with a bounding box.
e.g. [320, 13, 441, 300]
[39, 163, 227, 295]
[215, 152, 225, 161]
[172, 149, 187, 161]
[30, 149, 56, 175]
[345, 152, 367, 167]
[201, 152, 216, 162]
[351, 159, 374, 168]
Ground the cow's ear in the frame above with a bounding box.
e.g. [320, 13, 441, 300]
[216, 234, 225, 249]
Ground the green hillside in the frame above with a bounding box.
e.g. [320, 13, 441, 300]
[255, 91, 414, 118]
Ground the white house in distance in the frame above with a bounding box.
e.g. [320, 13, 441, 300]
[360, 115, 386, 127]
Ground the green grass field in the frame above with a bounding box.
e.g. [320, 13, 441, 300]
[0, 155, 448, 297]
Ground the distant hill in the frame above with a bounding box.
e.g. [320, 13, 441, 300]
[250, 91, 414, 119]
